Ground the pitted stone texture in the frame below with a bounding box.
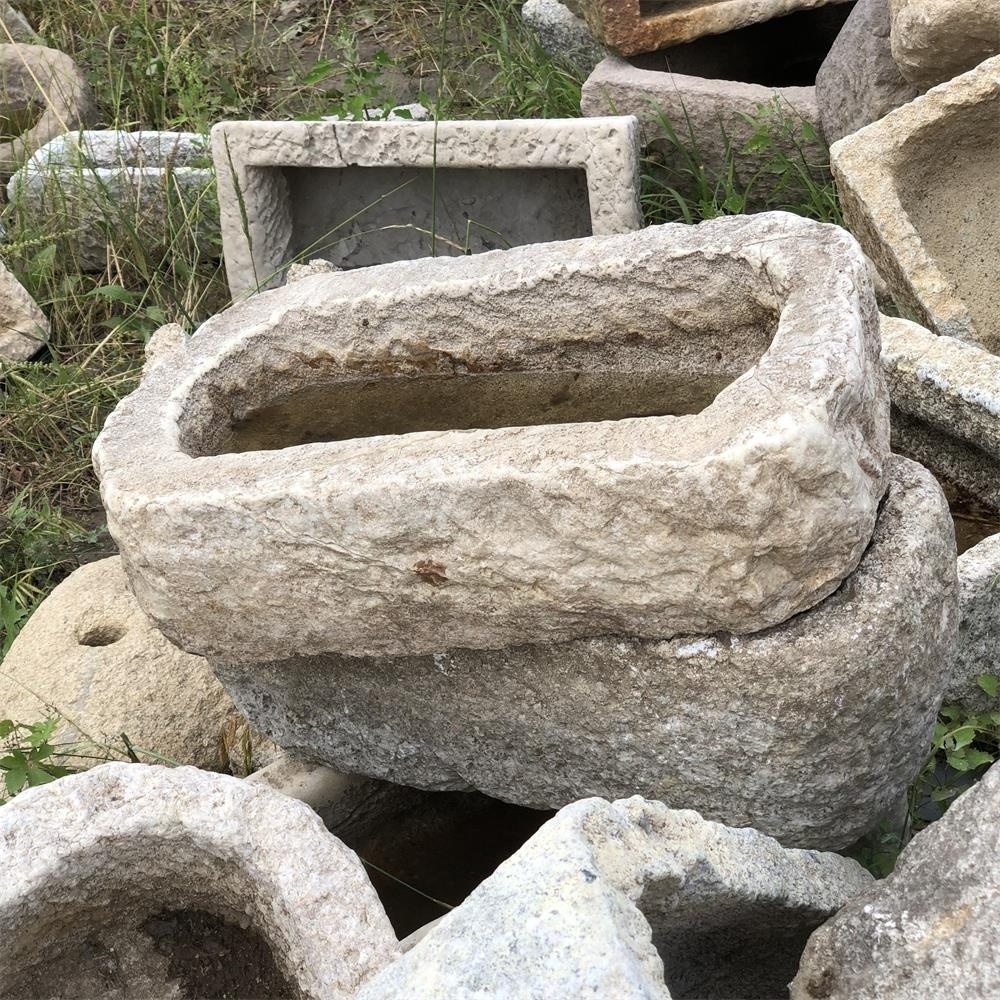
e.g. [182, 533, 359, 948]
[578, 0, 853, 56]
[522, 0, 608, 75]
[7, 130, 216, 272]
[215, 457, 955, 850]
[792, 761, 1000, 1000]
[0, 557, 246, 771]
[95, 214, 889, 662]
[880, 316, 1000, 509]
[0, 44, 97, 177]
[0, 3, 38, 44]
[359, 796, 873, 1000]
[0, 255, 47, 360]
[815, 0, 919, 143]
[0, 763, 399, 999]
[212, 116, 642, 299]
[832, 57, 1000, 351]
[890, 0, 1000, 90]
[581, 57, 828, 212]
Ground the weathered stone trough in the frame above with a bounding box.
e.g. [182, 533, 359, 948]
[94, 213, 889, 661]
[832, 56, 1000, 350]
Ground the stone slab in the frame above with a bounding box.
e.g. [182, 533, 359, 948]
[94, 213, 889, 661]
[791, 759, 1000, 999]
[359, 796, 872, 999]
[211, 116, 642, 299]
[214, 456, 956, 850]
[889, 0, 1000, 90]
[815, 0, 919, 143]
[7, 130, 216, 272]
[832, 57, 1000, 350]
[577, 0, 853, 56]
[0, 763, 399, 998]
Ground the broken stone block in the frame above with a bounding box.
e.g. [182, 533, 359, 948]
[0, 44, 98, 177]
[791, 760, 1000, 1000]
[94, 213, 889, 662]
[211, 116, 642, 299]
[950, 535, 1000, 714]
[358, 796, 873, 999]
[577, 0, 854, 56]
[0, 763, 399, 999]
[814, 0, 919, 142]
[0, 557, 255, 772]
[889, 0, 1000, 90]
[214, 455, 955, 850]
[0, 254, 47, 360]
[832, 57, 1000, 350]
[521, 0, 608, 75]
[7, 130, 217, 272]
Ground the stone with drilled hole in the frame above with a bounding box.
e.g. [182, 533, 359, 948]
[792, 760, 1000, 999]
[94, 214, 889, 661]
[358, 796, 872, 999]
[214, 456, 955, 850]
[0, 255, 47, 360]
[0, 763, 399, 998]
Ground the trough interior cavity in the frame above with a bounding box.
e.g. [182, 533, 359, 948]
[630, 3, 855, 87]
[221, 369, 735, 454]
[895, 105, 1000, 346]
[282, 165, 593, 271]
[639, 0, 707, 17]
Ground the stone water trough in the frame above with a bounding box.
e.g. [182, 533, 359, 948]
[94, 213, 958, 849]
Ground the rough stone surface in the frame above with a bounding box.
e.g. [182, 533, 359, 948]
[215, 457, 955, 850]
[7, 130, 216, 272]
[578, 0, 853, 56]
[359, 796, 873, 999]
[792, 761, 1000, 999]
[832, 57, 1000, 350]
[581, 56, 829, 211]
[0, 763, 399, 999]
[815, 0, 919, 143]
[211, 116, 642, 298]
[0, 44, 98, 176]
[522, 0, 608, 75]
[0, 3, 39, 44]
[889, 0, 1000, 90]
[0, 557, 244, 771]
[0, 254, 47, 360]
[95, 214, 889, 661]
[950, 536, 1000, 714]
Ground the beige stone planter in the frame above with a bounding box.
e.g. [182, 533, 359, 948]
[94, 213, 889, 661]
[832, 56, 1000, 351]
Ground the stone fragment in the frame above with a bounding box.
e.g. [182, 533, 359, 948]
[0, 763, 399, 998]
[832, 57, 1000, 350]
[211, 116, 642, 299]
[581, 56, 828, 212]
[0, 3, 39, 44]
[0, 44, 98, 176]
[522, 0, 608, 75]
[7, 130, 217, 272]
[0, 255, 47, 360]
[950, 535, 1000, 714]
[359, 796, 873, 1000]
[215, 456, 955, 850]
[94, 214, 889, 661]
[814, 0, 919, 143]
[0, 557, 246, 771]
[578, 0, 854, 56]
[791, 760, 1000, 1000]
[889, 0, 1000, 90]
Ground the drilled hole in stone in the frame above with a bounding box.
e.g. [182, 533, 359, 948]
[78, 624, 126, 647]
[631, 3, 856, 88]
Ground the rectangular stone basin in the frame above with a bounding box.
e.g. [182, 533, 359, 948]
[833, 56, 1000, 351]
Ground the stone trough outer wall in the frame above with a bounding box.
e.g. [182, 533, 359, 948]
[578, 0, 854, 55]
[215, 456, 957, 850]
[832, 56, 1000, 351]
[211, 116, 643, 299]
[94, 213, 889, 662]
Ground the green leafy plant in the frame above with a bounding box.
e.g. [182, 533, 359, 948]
[0, 717, 76, 799]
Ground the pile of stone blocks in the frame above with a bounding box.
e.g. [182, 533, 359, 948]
[93, 214, 958, 851]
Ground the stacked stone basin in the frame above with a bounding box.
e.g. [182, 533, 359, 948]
[93, 213, 958, 849]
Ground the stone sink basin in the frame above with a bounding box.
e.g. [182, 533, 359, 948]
[93, 212, 888, 660]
